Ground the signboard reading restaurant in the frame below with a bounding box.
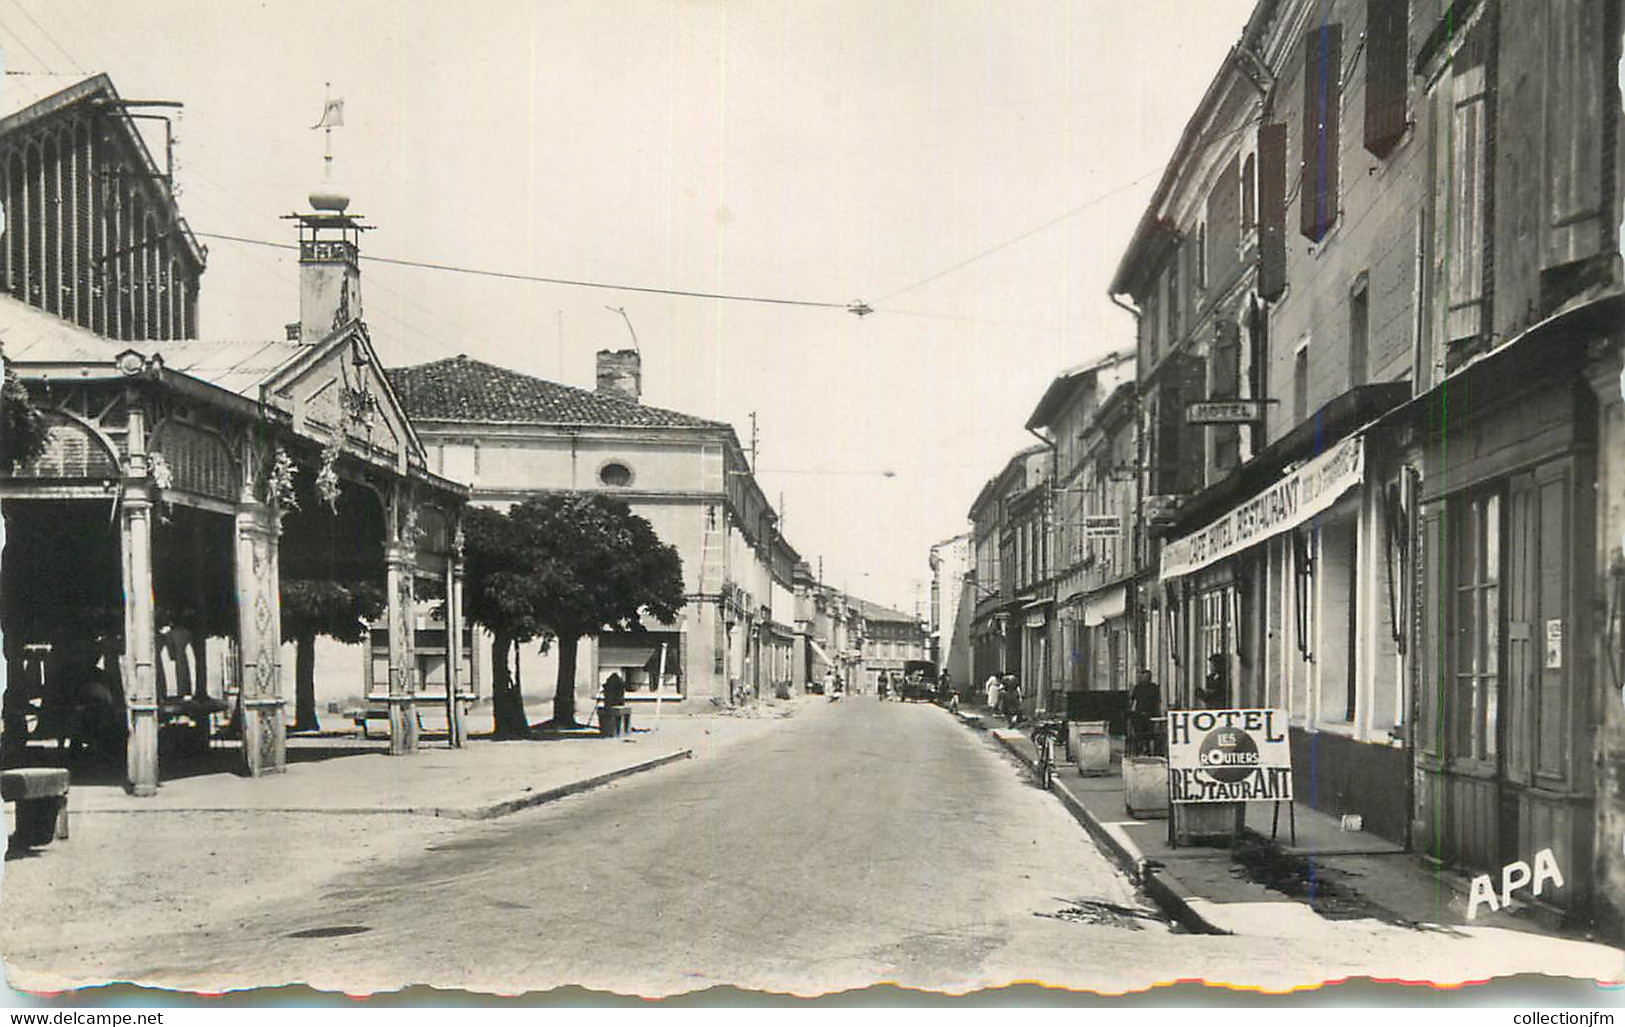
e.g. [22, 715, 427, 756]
[1166, 708, 1294, 803]
[1159, 433, 1365, 581]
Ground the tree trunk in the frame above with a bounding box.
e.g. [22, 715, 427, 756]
[552, 634, 581, 728]
[292, 632, 320, 733]
[490, 631, 529, 739]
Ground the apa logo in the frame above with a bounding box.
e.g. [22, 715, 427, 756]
[1465, 848, 1564, 920]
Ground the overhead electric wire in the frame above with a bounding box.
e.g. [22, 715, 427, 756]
[0, 16, 54, 74]
[194, 232, 855, 312]
[872, 168, 1161, 305]
[6, 0, 83, 74]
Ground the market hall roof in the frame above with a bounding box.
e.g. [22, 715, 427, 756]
[387, 355, 727, 431]
[0, 295, 465, 494]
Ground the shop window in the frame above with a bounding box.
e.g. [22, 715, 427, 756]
[1452, 490, 1503, 761]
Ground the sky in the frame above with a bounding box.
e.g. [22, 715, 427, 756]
[0, 0, 1255, 614]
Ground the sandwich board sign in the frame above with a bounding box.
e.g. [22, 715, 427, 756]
[1166, 708, 1294, 803]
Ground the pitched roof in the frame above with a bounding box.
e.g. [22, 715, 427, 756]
[386, 355, 726, 430]
[0, 294, 304, 397]
[848, 596, 918, 624]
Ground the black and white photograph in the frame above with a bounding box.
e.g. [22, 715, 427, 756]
[0, 0, 1623, 1012]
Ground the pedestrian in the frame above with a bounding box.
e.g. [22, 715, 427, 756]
[985, 673, 1002, 713]
[1128, 668, 1162, 756]
[878, 673, 889, 701]
[1199, 653, 1229, 709]
[1002, 673, 1023, 729]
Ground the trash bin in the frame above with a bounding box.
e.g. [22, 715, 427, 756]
[1073, 720, 1111, 776]
[1124, 756, 1169, 819]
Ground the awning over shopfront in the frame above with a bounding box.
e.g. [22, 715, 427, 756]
[808, 638, 834, 669]
[599, 641, 660, 668]
[1082, 585, 1127, 627]
[1161, 432, 1365, 581]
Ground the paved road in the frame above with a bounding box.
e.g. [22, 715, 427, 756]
[12, 698, 1623, 996]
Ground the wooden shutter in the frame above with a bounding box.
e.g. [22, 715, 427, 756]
[1533, 465, 1569, 783]
[1258, 122, 1287, 299]
[1505, 472, 1538, 786]
[1206, 157, 1241, 287]
[1211, 319, 1241, 398]
[1365, 0, 1410, 157]
[1300, 23, 1343, 242]
[1417, 502, 1445, 757]
[1447, 65, 1487, 343]
[1543, 0, 1607, 269]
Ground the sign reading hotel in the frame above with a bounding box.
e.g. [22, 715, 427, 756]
[1186, 399, 1267, 424]
[1082, 515, 1121, 538]
[1167, 708, 1294, 803]
[1160, 433, 1364, 581]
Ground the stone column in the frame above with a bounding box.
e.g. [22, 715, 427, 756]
[445, 542, 467, 749]
[235, 499, 286, 777]
[120, 403, 159, 795]
[384, 488, 418, 754]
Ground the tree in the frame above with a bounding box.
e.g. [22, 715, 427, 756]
[462, 493, 685, 735]
[461, 505, 546, 739]
[1, 366, 49, 471]
[280, 579, 384, 732]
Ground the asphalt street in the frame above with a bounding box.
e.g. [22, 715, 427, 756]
[8, 698, 1623, 997]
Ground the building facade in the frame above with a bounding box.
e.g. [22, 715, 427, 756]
[928, 532, 973, 687]
[1105, 0, 1625, 937]
[389, 350, 800, 712]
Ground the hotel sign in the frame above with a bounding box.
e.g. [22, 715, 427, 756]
[1160, 433, 1364, 581]
[1167, 708, 1294, 803]
[1082, 515, 1121, 538]
[1186, 399, 1267, 424]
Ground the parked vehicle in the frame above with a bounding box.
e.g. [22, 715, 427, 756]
[898, 660, 937, 702]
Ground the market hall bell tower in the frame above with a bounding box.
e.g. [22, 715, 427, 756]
[287, 189, 368, 344]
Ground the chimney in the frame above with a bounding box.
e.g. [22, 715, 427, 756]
[596, 349, 641, 403]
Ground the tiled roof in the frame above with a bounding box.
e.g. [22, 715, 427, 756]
[387, 355, 725, 430]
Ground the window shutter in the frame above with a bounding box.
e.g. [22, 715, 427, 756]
[1364, 0, 1409, 157]
[1211, 319, 1241, 398]
[1447, 65, 1487, 343]
[1206, 157, 1241, 287]
[1300, 23, 1343, 242]
[1543, 0, 1607, 268]
[1417, 502, 1445, 757]
[1258, 122, 1287, 299]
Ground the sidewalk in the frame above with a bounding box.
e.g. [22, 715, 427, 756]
[968, 710, 1595, 943]
[64, 700, 805, 820]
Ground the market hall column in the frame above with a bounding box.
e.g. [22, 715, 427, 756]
[235, 456, 287, 778]
[120, 400, 160, 796]
[444, 517, 467, 749]
[385, 485, 419, 755]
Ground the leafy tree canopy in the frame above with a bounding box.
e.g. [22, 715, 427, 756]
[1, 366, 49, 471]
[280, 579, 385, 644]
[463, 493, 684, 641]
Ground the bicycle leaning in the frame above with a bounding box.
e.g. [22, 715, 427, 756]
[1029, 713, 1067, 791]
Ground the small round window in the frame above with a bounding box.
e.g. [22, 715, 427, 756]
[599, 462, 633, 487]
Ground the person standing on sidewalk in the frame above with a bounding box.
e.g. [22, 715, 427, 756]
[985, 673, 1002, 714]
[1002, 673, 1023, 728]
[1128, 668, 1162, 756]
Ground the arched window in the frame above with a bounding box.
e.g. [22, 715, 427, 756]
[599, 462, 633, 487]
